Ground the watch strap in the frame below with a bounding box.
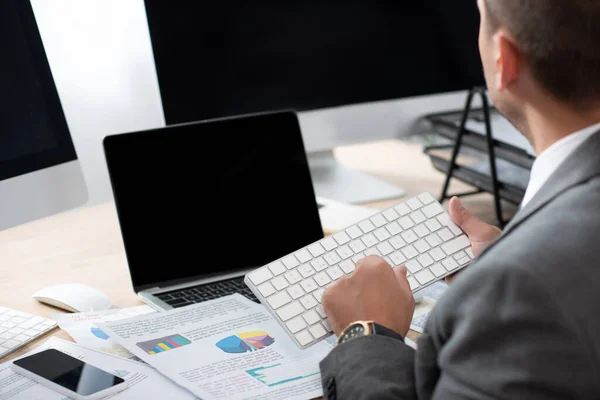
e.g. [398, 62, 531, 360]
[370, 322, 405, 342]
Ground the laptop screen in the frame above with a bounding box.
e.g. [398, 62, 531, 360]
[103, 111, 324, 291]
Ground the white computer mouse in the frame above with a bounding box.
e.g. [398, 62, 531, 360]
[32, 283, 112, 313]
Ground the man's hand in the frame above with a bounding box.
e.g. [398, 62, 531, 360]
[446, 196, 502, 283]
[321, 256, 415, 337]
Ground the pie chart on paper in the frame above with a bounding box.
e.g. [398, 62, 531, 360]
[216, 331, 275, 354]
[91, 327, 110, 340]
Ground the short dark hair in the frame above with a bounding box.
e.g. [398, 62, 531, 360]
[484, 0, 600, 110]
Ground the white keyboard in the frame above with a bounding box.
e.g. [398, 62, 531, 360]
[245, 192, 474, 349]
[0, 307, 58, 359]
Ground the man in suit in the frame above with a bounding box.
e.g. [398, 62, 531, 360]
[319, 0, 600, 398]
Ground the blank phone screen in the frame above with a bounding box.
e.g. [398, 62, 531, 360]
[13, 349, 124, 396]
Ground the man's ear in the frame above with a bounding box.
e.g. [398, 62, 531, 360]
[494, 31, 522, 91]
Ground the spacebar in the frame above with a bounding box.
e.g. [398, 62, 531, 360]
[441, 235, 470, 255]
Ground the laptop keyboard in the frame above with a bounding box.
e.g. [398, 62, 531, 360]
[156, 277, 259, 308]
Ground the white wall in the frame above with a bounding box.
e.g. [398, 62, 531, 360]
[31, 0, 165, 206]
[30, 0, 468, 206]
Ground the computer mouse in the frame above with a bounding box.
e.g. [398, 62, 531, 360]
[32, 283, 112, 313]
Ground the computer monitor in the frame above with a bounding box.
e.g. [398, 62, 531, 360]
[143, 0, 485, 204]
[0, 0, 87, 231]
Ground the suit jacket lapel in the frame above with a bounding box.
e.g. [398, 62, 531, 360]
[478, 130, 600, 257]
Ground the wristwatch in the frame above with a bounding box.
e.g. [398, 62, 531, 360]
[336, 321, 404, 345]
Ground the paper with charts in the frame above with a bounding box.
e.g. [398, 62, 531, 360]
[100, 294, 336, 400]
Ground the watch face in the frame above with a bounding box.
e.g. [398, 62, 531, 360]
[341, 323, 366, 342]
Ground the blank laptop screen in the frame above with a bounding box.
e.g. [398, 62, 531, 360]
[103, 111, 324, 291]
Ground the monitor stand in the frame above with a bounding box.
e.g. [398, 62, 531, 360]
[308, 151, 406, 205]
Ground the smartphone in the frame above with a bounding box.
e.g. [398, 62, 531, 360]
[11, 349, 128, 400]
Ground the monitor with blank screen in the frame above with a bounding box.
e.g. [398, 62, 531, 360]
[0, 0, 87, 231]
[142, 0, 485, 203]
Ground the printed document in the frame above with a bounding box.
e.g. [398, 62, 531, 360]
[101, 294, 335, 400]
[411, 281, 448, 333]
[52, 305, 156, 363]
[0, 337, 197, 399]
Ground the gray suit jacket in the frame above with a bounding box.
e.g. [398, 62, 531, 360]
[319, 130, 600, 399]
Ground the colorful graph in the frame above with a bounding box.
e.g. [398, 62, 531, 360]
[215, 331, 274, 354]
[90, 327, 110, 340]
[136, 334, 191, 355]
[246, 363, 319, 387]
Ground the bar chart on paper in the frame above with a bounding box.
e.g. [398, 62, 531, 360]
[215, 331, 275, 354]
[246, 359, 320, 387]
[137, 334, 191, 355]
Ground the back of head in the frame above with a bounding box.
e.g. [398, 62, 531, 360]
[484, 0, 600, 111]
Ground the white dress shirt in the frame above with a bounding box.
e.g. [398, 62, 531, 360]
[521, 122, 600, 208]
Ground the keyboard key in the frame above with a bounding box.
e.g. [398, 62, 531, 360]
[406, 197, 423, 210]
[309, 323, 328, 339]
[383, 209, 400, 221]
[298, 264, 316, 278]
[441, 235, 470, 256]
[406, 260, 422, 273]
[442, 258, 459, 271]
[2, 339, 21, 349]
[426, 233, 442, 247]
[386, 221, 402, 236]
[326, 266, 344, 281]
[278, 302, 305, 322]
[390, 251, 407, 266]
[401, 230, 418, 244]
[416, 270, 435, 285]
[425, 219, 442, 232]
[359, 220, 376, 233]
[300, 295, 318, 310]
[466, 248, 475, 259]
[286, 317, 307, 334]
[377, 242, 394, 256]
[314, 272, 331, 287]
[417, 254, 434, 268]
[333, 231, 351, 245]
[8, 328, 24, 336]
[267, 292, 292, 309]
[429, 248, 446, 262]
[284, 270, 302, 284]
[364, 247, 381, 257]
[422, 202, 445, 218]
[313, 288, 325, 303]
[249, 268, 273, 285]
[361, 233, 378, 247]
[374, 228, 391, 242]
[324, 252, 341, 266]
[268, 261, 286, 276]
[438, 228, 454, 241]
[322, 318, 333, 332]
[431, 263, 447, 277]
[394, 203, 411, 216]
[370, 214, 387, 228]
[295, 249, 312, 264]
[402, 245, 419, 260]
[316, 304, 327, 318]
[336, 245, 354, 260]
[272, 276, 289, 291]
[13, 334, 30, 342]
[458, 256, 471, 266]
[352, 254, 366, 264]
[410, 210, 427, 224]
[287, 284, 305, 299]
[282, 255, 300, 270]
[389, 236, 406, 250]
[399, 216, 415, 229]
[414, 240, 431, 253]
[414, 224, 430, 238]
[438, 214, 463, 236]
[311, 257, 329, 272]
[339, 260, 355, 274]
[295, 330, 313, 346]
[308, 243, 326, 257]
[303, 310, 321, 325]
[453, 251, 467, 260]
[347, 225, 363, 239]
[418, 192, 436, 204]
[321, 237, 338, 251]
[300, 277, 319, 292]
[257, 282, 276, 297]
[408, 277, 420, 291]
[349, 240, 367, 253]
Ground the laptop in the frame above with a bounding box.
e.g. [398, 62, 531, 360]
[103, 111, 324, 310]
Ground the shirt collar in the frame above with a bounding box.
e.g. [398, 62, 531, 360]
[521, 122, 600, 208]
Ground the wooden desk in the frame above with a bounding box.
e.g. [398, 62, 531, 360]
[0, 138, 517, 363]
